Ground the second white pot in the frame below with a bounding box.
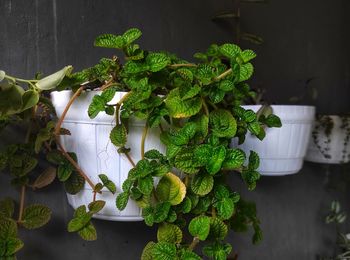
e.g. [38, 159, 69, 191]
[305, 115, 350, 164]
[51, 90, 165, 221]
[235, 105, 315, 176]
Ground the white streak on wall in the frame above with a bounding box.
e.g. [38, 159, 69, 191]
[52, 0, 58, 65]
[35, 0, 40, 71]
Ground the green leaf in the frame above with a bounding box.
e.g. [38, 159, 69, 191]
[165, 88, 202, 118]
[146, 53, 170, 72]
[179, 249, 201, 260]
[122, 28, 142, 45]
[21, 90, 39, 111]
[141, 241, 156, 260]
[241, 169, 260, 190]
[193, 144, 212, 166]
[196, 64, 214, 85]
[261, 114, 282, 128]
[144, 150, 163, 160]
[64, 171, 85, 195]
[0, 198, 14, 218]
[153, 202, 171, 223]
[110, 124, 127, 147]
[174, 148, 200, 174]
[1, 238, 24, 257]
[218, 80, 235, 91]
[222, 149, 246, 170]
[168, 122, 197, 146]
[216, 198, 234, 220]
[0, 218, 17, 240]
[248, 121, 261, 136]
[219, 43, 241, 59]
[94, 34, 125, 49]
[0, 84, 23, 117]
[22, 204, 51, 229]
[138, 176, 154, 195]
[116, 192, 129, 210]
[101, 87, 116, 102]
[98, 174, 117, 194]
[152, 242, 177, 260]
[176, 68, 193, 82]
[67, 212, 92, 232]
[208, 218, 228, 240]
[206, 145, 226, 174]
[238, 63, 254, 82]
[242, 109, 257, 123]
[210, 109, 237, 138]
[157, 223, 182, 244]
[88, 200, 106, 214]
[0, 70, 5, 82]
[156, 173, 186, 205]
[57, 164, 73, 182]
[248, 151, 260, 170]
[240, 49, 256, 63]
[35, 66, 72, 90]
[78, 222, 97, 241]
[188, 216, 210, 241]
[203, 242, 232, 260]
[88, 95, 106, 119]
[191, 172, 214, 196]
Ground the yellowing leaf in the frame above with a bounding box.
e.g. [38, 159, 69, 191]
[155, 173, 186, 205]
[165, 88, 202, 118]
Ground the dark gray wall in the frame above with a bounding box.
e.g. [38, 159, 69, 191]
[1, 0, 350, 259]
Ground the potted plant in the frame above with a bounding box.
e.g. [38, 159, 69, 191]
[305, 114, 350, 164]
[0, 28, 279, 259]
[234, 103, 315, 176]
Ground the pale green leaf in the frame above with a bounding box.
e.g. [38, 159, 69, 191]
[35, 66, 73, 90]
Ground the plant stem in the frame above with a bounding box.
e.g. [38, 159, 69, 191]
[125, 152, 136, 167]
[202, 98, 209, 116]
[54, 86, 84, 136]
[56, 140, 95, 190]
[17, 185, 26, 222]
[141, 125, 149, 159]
[189, 237, 200, 251]
[93, 191, 97, 202]
[214, 68, 233, 81]
[211, 206, 217, 217]
[169, 63, 197, 68]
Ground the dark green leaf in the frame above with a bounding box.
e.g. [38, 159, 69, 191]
[22, 204, 51, 229]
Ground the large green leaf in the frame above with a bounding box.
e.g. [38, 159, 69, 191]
[174, 148, 200, 174]
[152, 242, 177, 260]
[67, 212, 92, 232]
[188, 216, 210, 241]
[21, 90, 39, 111]
[155, 173, 186, 205]
[219, 43, 241, 59]
[141, 241, 156, 260]
[22, 204, 51, 229]
[208, 218, 228, 240]
[222, 149, 246, 170]
[210, 109, 237, 138]
[206, 145, 226, 175]
[94, 34, 125, 49]
[64, 171, 85, 195]
[0, 84, 23, 117]
[146, 53, 170, 72]
[191, 172, 214, 196]
[88, 200, 106, 214]
[110, 124, 127, 147]
[157, 223, 182, 244]
[78, 222, 97, 241]
[116, 192, 130, 210]
[123, 28, 142, 45]
[165, 88, 202, 118]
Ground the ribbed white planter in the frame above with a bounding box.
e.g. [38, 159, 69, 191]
[235, 105, 315, 176]
[51, 90, 165, 221]
[305, 115, 350, 164]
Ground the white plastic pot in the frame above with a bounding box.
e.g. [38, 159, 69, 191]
[235, 105, 315, 176]
[51, 90, 165, 221]
[305, 115, 350, 164]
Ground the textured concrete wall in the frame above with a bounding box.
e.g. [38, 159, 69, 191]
[0, 0, 349, 259]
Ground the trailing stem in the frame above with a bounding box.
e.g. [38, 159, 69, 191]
[189, 237, 200, 251]
[169, 63, 197, 68]
[125, 152, 136, 167]
[214, 68, 233, 81]
[17, 185, 25, 223]
[141, 125, 149, 159]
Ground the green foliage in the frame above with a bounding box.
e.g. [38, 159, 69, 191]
[0, 27, 281, 258]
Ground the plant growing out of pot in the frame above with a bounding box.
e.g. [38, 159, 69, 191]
[0, 28, 280, 259]
[233, 78, 316, 176]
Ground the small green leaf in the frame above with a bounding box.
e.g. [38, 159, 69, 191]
[88, 200, 105, 214]
[222, 149, 246, 170]
[78, 222, 97, 241]
[67, 212, 92, 232]
[2, 237, 24, 256]
[22, 204, 51, 229]
[165, 88, 202, 118]
[57, 164, 73, 182]
[122, 28, 142, 45]
[141, 241, 156, 260]
[88, 95, 106, 119]
[94, 34, 125, 49]
[248, 121, 261, 136]
[188, 216, 210, 241]
[35, 66, 72, 90]
[215, 198, 234, 220]
[238, 63, 254, 82]
[146, 53, 170, 72]
[157, 223, 182, 244]
[210, 109, 237, 138]
[0, 70, 5, 82]
[31, 167, 56, 190]
[64, 171, 85, 195]
[144, 150, 163, 160]
[110, 124, 127, 147]
[98, 174, 117, 194]
[138, 176, 154, 195]
[174, 148, 200, 174]
[116, 192, 129, 210]
[176, 68, 193, 82]
[0, 198, 14, 218]
[248, 151, 260, 170]
[218, 80, 234, 91]
[191, 172, 214, 196]
[240, 49, 256, 62]
[101, 87, 116, 102]
[242, 110, 256, 123]
[152, 242, 177, 260]
[219, 43, 241, 59]
[0, 218, 17, 240]
[208, 218, 228, 240]
[21, 90, 39, 111]
[206, 145, 226, 175]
